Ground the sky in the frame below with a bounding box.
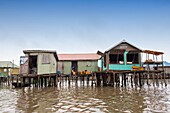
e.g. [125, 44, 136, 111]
[0, 0, 170, 65]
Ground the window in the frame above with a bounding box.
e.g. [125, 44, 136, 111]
[109, 54, 124, 64]
[42, 54, 50, 64]
[20, 56, 28, 65]
[127, 53, 139, 64]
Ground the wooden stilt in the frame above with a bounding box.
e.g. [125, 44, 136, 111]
[56, 75, 58, 86]
[124, 73, 126, 87]
[44, 77, 47, 87]
[41, 77, 43, 87]
[139, 73, 142, 87]
[96, 73, 101, 87]
[48, 76, 51, 87]
[23, 77, 25, 87]
[152, 72, 155, 87]
[121, 74, 123, 87]
[29, 78, 31, 87]
[102, 73, 107, 86]
[131, 73, 133, 87]
[156, 73, 159, 87]
[68, 75, 70, 86]
[113, 72, 115, 87]
[17, 75, 19, 87]
[91, 73, 95, 86]
[87, 74, 89, 85]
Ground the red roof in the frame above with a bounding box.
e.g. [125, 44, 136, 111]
[58, 53, 101, 61]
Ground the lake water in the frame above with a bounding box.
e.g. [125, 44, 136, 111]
[1, 80, 170, 113]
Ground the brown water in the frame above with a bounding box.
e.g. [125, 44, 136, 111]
[1, 81, 170, 113]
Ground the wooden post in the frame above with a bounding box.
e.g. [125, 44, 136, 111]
[134, 71, 137, 87]
[29, 78, 31, 87]
[139, 73, 142, 87]
[102, 73, 107, 86]
[82, 75, 85, 85]
[91, 73, 94, 86]
[75, 75, 78, 85]
[34, 77, 36, 87]
[68, 75, 70, 86]
[45, 77, 47, 87]
[96, 72, 101, 87]
[131, 73, 133, 87]
[162, 55, 167, 86]
[41, 77, 43, 87]
[17, 74, 19, 87]
[121, 74, 124, 87]
[141, 72, 144, 86]
[59, 75, 61, 86]
[152, 72, 155, 87]
[23, 77, 25, 87]
[124, 73, 126, 87]
[56, 74, 58, 87]
[113, 72, 115, 87]
[33, 78, 35, 87]
[52, 76, 56, 87]
[38, 75, 40, 87]
[87, 74, 89, 85]
[147, 66, 150, 85]
[48, 76, 51, 87]
[156, 73, 159, 87]
[108, 73, 113, 86]
[115, 73, 119, 86]
[106, 52, 110, 71]
[7, 75, 10, 86]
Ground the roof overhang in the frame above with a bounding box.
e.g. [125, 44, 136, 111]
[23, 50, 58, 61]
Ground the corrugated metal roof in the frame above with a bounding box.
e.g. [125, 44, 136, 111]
[0, 61, 19, 68]
[23, 50, 58, 61]
[23, 50, 56, 54]
[58, 53, 101, 61]
[105, 40, 142, 53]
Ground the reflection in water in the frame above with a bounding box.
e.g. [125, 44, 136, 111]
[1, 82, 170, 113]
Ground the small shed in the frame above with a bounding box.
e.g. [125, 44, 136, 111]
[58, 53, 101, 75]
[20, 50, 58, 75]
[102, 40, 142, 71]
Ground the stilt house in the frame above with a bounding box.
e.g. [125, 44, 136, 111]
[58, 53, 101, 75]
[20, 50, 58, 75]
[102, 40, 142, 71]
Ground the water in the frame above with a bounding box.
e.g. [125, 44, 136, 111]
[1, 81, 170, 113]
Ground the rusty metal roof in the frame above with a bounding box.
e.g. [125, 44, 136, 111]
[58, 53, 101, 61]
[142, 50, 164, 55]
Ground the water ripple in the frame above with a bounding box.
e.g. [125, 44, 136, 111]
[0, 82, 170, 112]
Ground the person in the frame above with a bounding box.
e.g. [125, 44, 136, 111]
[71, 67, 76, 76]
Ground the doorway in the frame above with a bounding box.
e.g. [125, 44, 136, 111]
[29, 56, 37, 74]
[71, 61, 78, 72]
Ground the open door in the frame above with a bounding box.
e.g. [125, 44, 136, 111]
[29, 56, 38, 74]
[71, 61, 78, 72]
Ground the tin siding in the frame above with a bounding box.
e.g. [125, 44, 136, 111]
[63, 61, 71, 75]
[78, 61, 98, 72]
[38, 53, 57, 74]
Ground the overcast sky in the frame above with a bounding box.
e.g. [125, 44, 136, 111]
[0, 0, 170, 65]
